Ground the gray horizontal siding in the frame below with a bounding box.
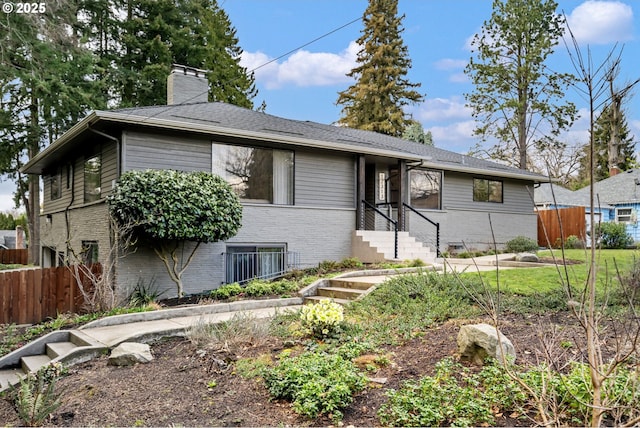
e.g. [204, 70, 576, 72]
[295, 151, 355, 208]
[123, 130, 212, 172]
[407, 209, 538, 252]
[442, 171, 535, 213]
[43, 142, 118, 214]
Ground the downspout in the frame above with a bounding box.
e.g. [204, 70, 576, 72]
[87, 129, 121, 288]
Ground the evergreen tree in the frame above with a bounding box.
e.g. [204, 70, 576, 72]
[116, 0, 257, 108]
[402, 121, 434, 145]
[0, 1, 104, 263]
[336, 0, 423, 137]
[464, 0, 577, 170]
[576, 104, 637, 185]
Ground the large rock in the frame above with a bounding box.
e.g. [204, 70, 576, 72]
[457, 323, 516, 365]
[515, 252, 539, 263]
[108, 342, 153, 366]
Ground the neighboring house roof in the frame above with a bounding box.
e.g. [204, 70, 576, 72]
[534, 183, 592, 207]
[572, 168, 640, 206]
[22, 101, 549, 182]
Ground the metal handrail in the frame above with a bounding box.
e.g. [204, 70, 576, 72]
[361, 199, 398, 259]
[402, 203, 440, 257]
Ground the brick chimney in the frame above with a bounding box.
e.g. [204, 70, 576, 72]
[609, 166, 621, 176]
[167, 64, 209, 105]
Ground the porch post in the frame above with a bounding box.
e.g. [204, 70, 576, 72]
[356, 155, 365, 230]
[397, 159, 407, 231]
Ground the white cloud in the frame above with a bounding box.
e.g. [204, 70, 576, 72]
[241, 41, 358, 89]
[413, 96, 471, 122]
[427, 121, 479, 152]
[449, 72, 468, 83]
[565, 1, 634, 44]
[434, 58, 467, 70]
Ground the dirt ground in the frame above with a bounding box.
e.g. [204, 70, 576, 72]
[0, 310, 597, 427]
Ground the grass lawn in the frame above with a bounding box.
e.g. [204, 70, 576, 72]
[458, 249, 639, 295]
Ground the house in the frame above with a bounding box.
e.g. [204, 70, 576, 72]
[21, 65, 549, 298]
[571, 169, 640, 242]
[0, 227, 26, 249]
[535, 168, 640, 244]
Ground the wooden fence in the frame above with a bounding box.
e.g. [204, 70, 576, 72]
[0, 249, 28, 265]
[0, 264, 100, 325]
[537, 206, 586, 248]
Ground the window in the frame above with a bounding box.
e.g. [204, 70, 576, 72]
[473, 178, 503, 203]
[616, 208, 634, 223]
[81, 240, 99, 264]
[212, 144, 293, 204]
[84, 155, 101, 203]
[410, 169, 442, 209]
[66, 164, 73, 189]
[50, 171, 61, 200]
[225, 245, 286, 284]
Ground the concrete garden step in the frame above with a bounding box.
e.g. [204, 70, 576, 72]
[21, 355, 52, 373]
[317, 286, 367, 300]
[303, 295, 353, 306]
[0, 369, 24, 389]
[328, 278, 376, 290]
[46, 341, 78, 359]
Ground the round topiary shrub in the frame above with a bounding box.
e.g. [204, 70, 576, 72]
[505, 235, 538, 253]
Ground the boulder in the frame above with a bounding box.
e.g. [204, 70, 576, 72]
[515, 252, 539, 263]
[457, 323, 516, 365]
[108, 342, 153, 366]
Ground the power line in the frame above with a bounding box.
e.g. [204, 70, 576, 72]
[248, 16, 361, 74]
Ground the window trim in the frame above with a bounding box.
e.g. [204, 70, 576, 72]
[616, 207, 633, 223]
[473, 178, 503, 203]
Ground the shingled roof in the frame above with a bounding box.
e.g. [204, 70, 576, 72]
[573, 169, 640, 205]
[23, 101, 549, 182]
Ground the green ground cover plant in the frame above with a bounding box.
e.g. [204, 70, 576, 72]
[263, 349, 367, 422]
[347, 271, 481, 345]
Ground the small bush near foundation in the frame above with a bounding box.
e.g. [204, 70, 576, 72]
[596, 222, 634, 249]
[263, 350, 366, 421]
[505, 235, 538, 253]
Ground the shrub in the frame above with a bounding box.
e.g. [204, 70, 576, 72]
[128, 276, 164, 307]
[209, 283, 244, 300]
[505, 235, 538, 253]
[564, 234, 585, 249]
[12, 362, 66, 426]
[339, 257, 364, 269]
[300, 299, 344, 338]
[596, 222, 634, 249]
[263, 350, 366, 421]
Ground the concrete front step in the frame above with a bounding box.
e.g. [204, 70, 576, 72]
[317, 286, 367, 300]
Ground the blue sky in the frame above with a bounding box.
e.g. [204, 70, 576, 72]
[223, 0, 639, 153]
[0, 0, 638, 212]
